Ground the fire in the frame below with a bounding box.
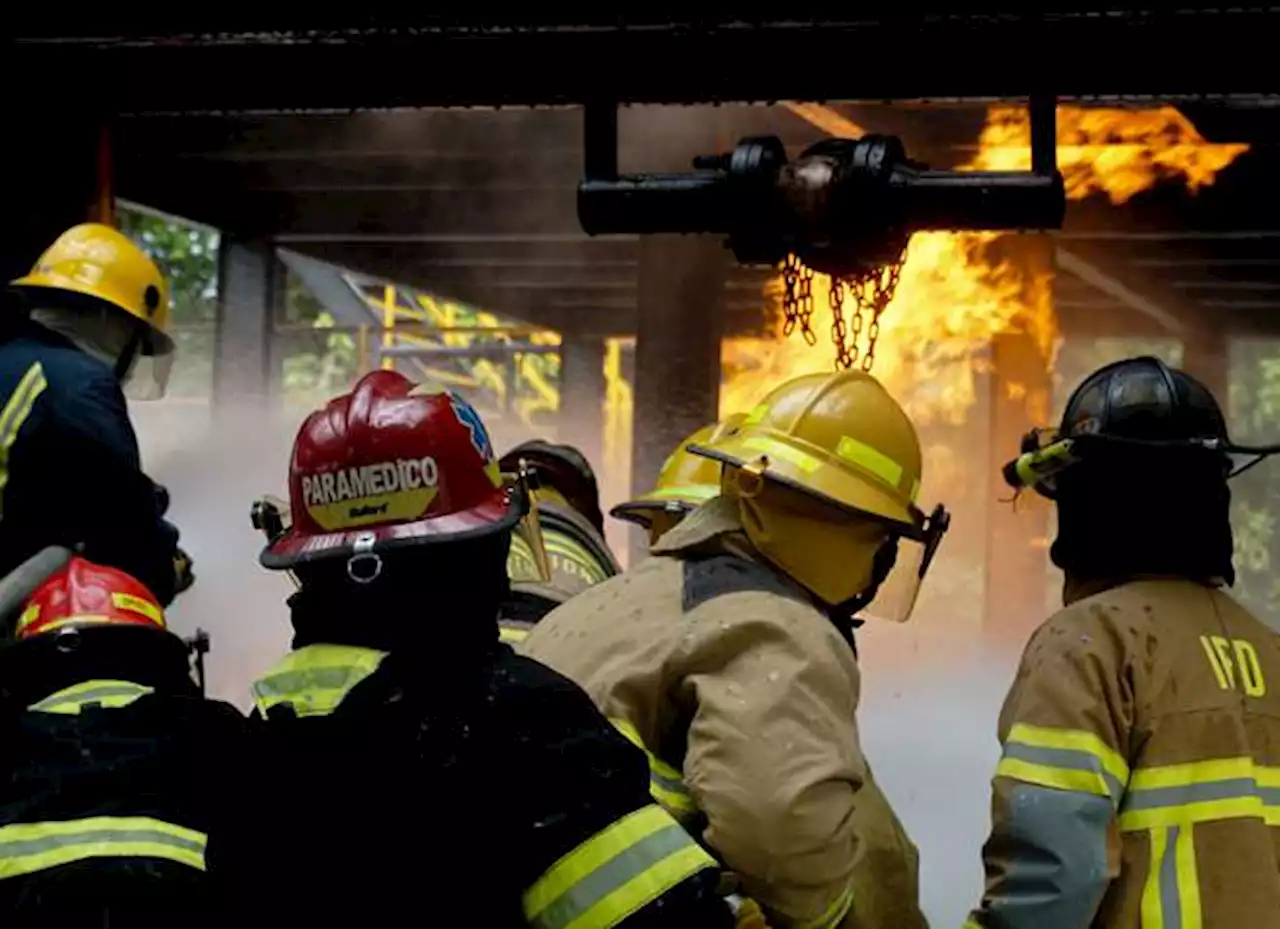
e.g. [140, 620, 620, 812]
[719, 105, 1249, 424]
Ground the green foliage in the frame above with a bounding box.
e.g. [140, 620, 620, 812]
[116, 207, 218, 326]
[117, 205, 218, 398]
[1228, 341, 1280, 628]
[281, 310, 358, 410]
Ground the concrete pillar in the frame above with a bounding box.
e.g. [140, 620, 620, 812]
[631, 234, 727, 562]
[213, 238, 276, 412]
[4, 116, 105, 286]
[559, 333, 606, 470]
[983, 237, 1056, 652]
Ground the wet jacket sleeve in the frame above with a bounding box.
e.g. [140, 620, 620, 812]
[680, 603, 868, 929]
[503, 654, 734, 929]
[964, 608, 1137, 929]
[50, 370, 180, 604]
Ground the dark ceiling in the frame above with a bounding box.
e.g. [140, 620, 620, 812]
[9, 12, 1275, 112]
[110, 101, 1279, 343]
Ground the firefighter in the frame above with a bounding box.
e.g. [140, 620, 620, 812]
[208, 371, 733, 927]
[965, 355, 1280, 929]
[521, 370, 952, 929]
[609, 413, 746, 547]
[497, 439, 621, 643]
[1, 223, 192, 610]
[0, 556, 243, 923]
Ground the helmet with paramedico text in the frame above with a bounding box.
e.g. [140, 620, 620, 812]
[262, 370, 523, 571]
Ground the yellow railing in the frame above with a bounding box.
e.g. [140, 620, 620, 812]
[346, 276, 562, 433]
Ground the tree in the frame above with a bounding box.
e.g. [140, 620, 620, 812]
[117, 206, 218, 398]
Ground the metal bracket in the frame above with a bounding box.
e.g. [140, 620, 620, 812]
[576, 96, 1066, 274]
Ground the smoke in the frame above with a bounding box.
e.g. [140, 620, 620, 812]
[132, 400, 298, 710]
[855, 623, 1018, 927]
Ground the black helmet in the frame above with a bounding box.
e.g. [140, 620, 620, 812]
[1005, 356, 1231, 499]
[498, 440, 605, 535]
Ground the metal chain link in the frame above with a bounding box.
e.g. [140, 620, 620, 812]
[781, 246, 908, 372]
[781, 253, 818, 346]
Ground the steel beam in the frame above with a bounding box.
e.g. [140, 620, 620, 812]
[13, 13, 1275, 111]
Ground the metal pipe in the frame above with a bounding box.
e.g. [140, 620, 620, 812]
[1029, 94, 1057, 177]
[95, 122, 114, 225]
[578, 174, 728, 235]
[902, 170, 1065, 231]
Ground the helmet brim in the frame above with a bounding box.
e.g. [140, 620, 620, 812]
[688, 439, 926, 539]
[260, 489, 521, 570]
[609, 495, 702, 527]
[10, 278, 174, 356]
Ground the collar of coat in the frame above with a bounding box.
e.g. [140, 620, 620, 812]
[650, 494, 760, 564]
[1062, 572, 1226, 606]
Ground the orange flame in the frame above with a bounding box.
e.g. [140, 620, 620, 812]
[720, 106, 1249, 425]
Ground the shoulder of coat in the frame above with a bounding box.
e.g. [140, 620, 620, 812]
[1031, 582, 1160, 659]
[679, 552, 810, 615]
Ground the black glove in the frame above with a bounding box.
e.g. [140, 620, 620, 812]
[173, 547, 195, 595]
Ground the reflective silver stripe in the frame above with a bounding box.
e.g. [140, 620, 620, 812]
[28, 682, 154, 713]
[0, 826, 204, 859]
[1002, 741, 1127, 805]
[252, 665, 368, 697]
[530, 822, 696, 929]
[1123, 778, 1280, 812]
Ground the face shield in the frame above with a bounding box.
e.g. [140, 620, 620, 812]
[120, 326, 175, 402]
[852, 503, 951, 624]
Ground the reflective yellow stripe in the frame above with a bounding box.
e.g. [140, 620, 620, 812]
[962, 919, 984, 929]
[1118, 756, 1280, 831]
[523, 804, 716, 929]
[28, 679, 155, 714]
[0, 361, 48, 520]
[798, 880, 855, 929]
[250, 644, 388, 718]
[835, 434, 904, 495]
[609, 718, 701, 822]
[1140, 824, 1202, 929]
[500, 624, 530, 643]
[644, 484, 718, 502]
[741, 435, 822, 473]
[996, 723, 1130, 803]
[111, 592, 164, 626]
[0, 815, 206, 879]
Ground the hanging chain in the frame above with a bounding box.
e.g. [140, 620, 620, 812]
[781, 253, 818, 346]
[781, 248, 909, 372]
[824, 245, 909, 372]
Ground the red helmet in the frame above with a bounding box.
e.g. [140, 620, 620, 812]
[16, 557, 167, 640]
[262, 370, 522, 569]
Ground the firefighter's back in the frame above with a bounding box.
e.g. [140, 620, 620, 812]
[215, 642, 729, 927]
[0, 627, 245, 927]
[1094, 579, 1280, 926]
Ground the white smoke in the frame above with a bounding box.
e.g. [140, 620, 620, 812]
[131, 400, 298, 710]
[855, 622, 1017, 926]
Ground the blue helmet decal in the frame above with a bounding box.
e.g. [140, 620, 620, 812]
[448, 391, 495, 462]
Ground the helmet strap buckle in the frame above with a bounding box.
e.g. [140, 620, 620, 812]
[346, 532, 384, 585]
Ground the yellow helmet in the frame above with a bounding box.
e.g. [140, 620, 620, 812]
[688, 371, 949, 621]
[10, 223, 173, 356]
[610, 412, 747, 541]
